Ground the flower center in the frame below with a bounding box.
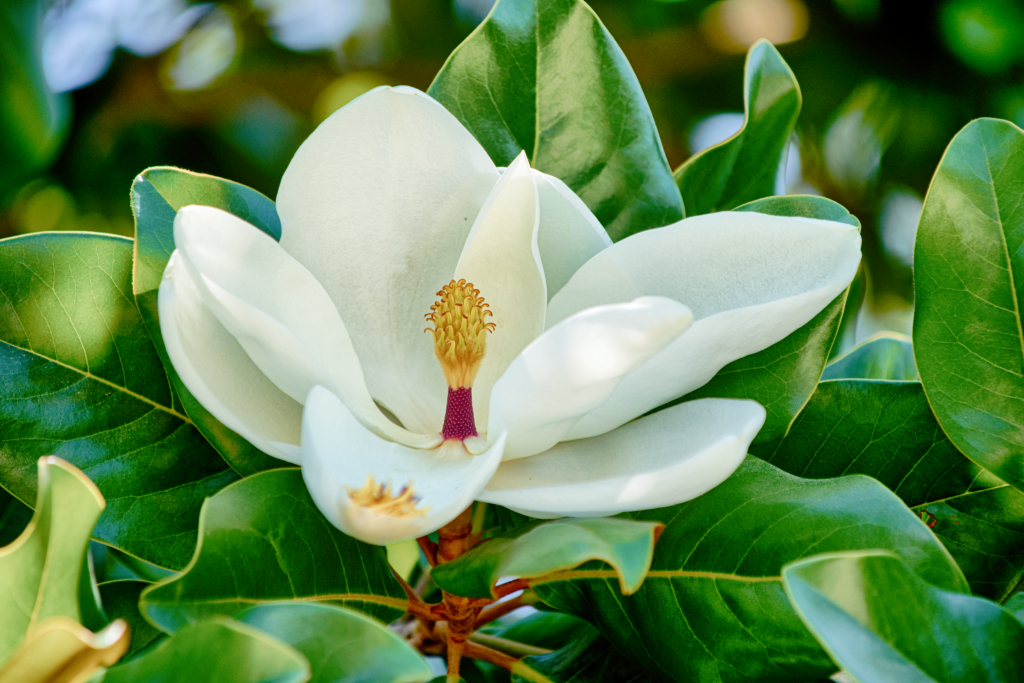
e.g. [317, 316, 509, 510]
[425, 279, 495, 442]
[347, 476, 428, 518]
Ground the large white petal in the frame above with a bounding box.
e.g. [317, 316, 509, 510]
[173, 205, 440, 449]
[301, 386, 507, 545]
[277, 86, 500, 434]
[546, 212, 861, 439]
[159, 252, 303, 463]
[488, 296, 693, 460]
[453, 152, 546, 426]
[478, 399, 765, 517]
[533, 170, 611, 300]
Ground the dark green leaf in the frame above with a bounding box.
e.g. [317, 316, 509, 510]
[674, 40, 800, 216]
[783, 551, 1024, 683]
[487, 612, 595, 652]
[99, 618, 310, 683]
[533, 457, 966, 683]
[236, 603, 432, 683]
[99, 580, 163, 657]
[428, 0, 682, 239]
[433, 518, 662, 599]
[0, 457, 104, 663]
[914, 117, 1024, 493]
[755, 379, 1024, 601]
[512, 629, 653, 683]
[821, 333, 917, 380]
[131, 166, 285, 476]
[679, 195, 857, 443]
[140, 469, 407, 633]
[0, 232, 237, 569]
[0, 488, 32, 547]
[1005, 592, 1024, 622]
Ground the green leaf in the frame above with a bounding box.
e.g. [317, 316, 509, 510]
[783, 551, 1024, 683]
[511, 629, 653, 683]
[98, 580, 163, 657]
[486, 612, 595, 652]
[131, 166, 284, 476]
[236, 603, 433, 683]
[821, 332, 917, 380]
[428, 0, 682, 239]
[0, 457, 104, 664]
[914, 117, 1024, 493]
[432, 518, 662, 599]
[755, 379, 1024, 601]
[0, 232, 237, 569]
[533, 457, 967, 683]
[0, 489, 32, 548]
[673, 40, 801, 216]
[99, 618, 310, 683]
[140, 469, 407, 633]
[678, 195, 857, 443]
[1005, 592, 1024, 622]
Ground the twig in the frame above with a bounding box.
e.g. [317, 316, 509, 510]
[417, 536, 438, 566]
[469, 632, 552, 659]
[493, 578, 531, 599]
[463, 640, 519, 671]
[473, 593, 527, 628]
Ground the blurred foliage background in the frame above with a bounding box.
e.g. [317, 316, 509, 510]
[2, 0, 1021, 351]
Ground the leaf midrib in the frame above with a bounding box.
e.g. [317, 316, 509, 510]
[531, 569, 783, 586]
[1, 339, 190, 423]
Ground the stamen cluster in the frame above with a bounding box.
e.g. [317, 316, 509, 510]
[347, 476, 427, 517]
[425, 279, 495, 388]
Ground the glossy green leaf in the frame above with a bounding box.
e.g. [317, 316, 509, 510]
[511, 629, 652, 683]
[432, 518, 662, 599]
[674, 40, 801, 216]
[428, 0, 682, 239]
[98, 618, 310, 683]
[533, 457, 966, 683]
[99, 580, 163, 657]
[237, 603, 433, 683]
[131, 166, 285, 476]
[678, 195, 857, 444]
[914, 117, 1024, 493]
[1005, 592, 1024, 622]
[0, 232, 237, 569]
[0, 457, 104, 664]
[485, 612, 595, 652]
[783, 551, 1024, 683]
[755, 379, 1024, 601]
[141, 468, 407, 633]
[0, 489, 31, 549]
[821, 332, 917, 380]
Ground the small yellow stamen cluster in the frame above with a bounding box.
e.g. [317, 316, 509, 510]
[347, 476, 427, 518]
[425, 279, 495, 388]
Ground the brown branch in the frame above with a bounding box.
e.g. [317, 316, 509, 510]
[473, 593, 527, 628]
[417, 536, 438, 566]
[463, 640, 519, 671]
[493, 578, 531, 599]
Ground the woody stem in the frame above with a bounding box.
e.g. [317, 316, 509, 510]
[437, 506, 479, 683]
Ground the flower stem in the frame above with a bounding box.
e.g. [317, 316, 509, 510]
[437, 507, 479, 679]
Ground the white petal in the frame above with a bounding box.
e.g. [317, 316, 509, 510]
[277, 86, 499, 434]
[533, 170, 611, 300]
[488, 297, 693, 460]
[546, 212, 861, 439]
[454, 152, 546, 425]
[301, 386, 507, 545]
[159, 252, 303, 462]
[479, 399, 765, 517]
[173, 205, 440, 449]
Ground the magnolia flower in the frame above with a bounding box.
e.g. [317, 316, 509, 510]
[158, 87, 861, 545]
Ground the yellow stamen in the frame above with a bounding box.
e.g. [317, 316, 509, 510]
[347, 476, 428, 518]
[424, 279, 495, 388]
